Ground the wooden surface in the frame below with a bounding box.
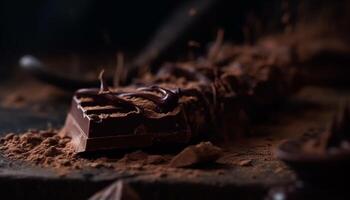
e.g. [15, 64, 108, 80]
[0, 80, 349, 199]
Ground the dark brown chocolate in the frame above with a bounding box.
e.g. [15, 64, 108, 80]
[63, 72, 198, 152]
[63, 43, 298, 152]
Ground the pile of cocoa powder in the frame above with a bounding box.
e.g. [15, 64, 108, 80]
[0, 130, 89, 170]
[0, 130, 287, 180]
[0, 130, 225, 177]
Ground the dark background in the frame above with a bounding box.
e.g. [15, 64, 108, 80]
[0, 0, 348, 80]
[0, 0, 287, 77]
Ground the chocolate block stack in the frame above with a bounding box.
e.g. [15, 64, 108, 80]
[63, 42, 298, 152]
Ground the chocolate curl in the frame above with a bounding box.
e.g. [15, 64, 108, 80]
[96, 69, 141, 114]
[137, 86, 179, 112]
[208, 29, 224, 63]
[99, 69, 109, 93]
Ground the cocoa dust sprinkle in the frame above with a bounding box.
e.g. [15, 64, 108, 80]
[0, 130, 166, 172]
[0, 129, 87, 170]
[0, 130, 209, 177]
[0, 130, 285, 180]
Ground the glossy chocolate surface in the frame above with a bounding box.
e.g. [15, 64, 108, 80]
[64, 74, 193, 152]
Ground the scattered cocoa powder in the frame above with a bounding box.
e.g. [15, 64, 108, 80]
[0, 129, 84, 170]
[0, 130, 192, 177]
[0, 129, 126, 175]
[0, 130, 289, 181]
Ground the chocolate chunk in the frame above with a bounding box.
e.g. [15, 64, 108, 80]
[62, 76, 193, 152]
[169, 141, 222, 168]
[89, 181, 140, 200]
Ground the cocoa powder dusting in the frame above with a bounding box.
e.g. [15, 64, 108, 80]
[0, 130, 289, 180]
[0, 130, 212, 177]
[0, 130, 84, 170]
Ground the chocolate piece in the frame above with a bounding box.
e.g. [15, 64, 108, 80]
[63, 42, 298, 152]
[89, 181, 140, 200]
[238, 159, 252, 167]
[63, 72, 194, 152]
[63, 93, 192, 152]
[169, 141, 222, 168]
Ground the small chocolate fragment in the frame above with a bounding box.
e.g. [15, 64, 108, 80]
[89, 181, 140, 200]
[169, 141, 222, 168]
[238, 159, 252, 167]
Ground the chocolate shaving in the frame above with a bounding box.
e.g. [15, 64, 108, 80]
[99, 70, 109, 93]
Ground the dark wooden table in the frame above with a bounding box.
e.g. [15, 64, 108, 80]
[0, 78, 348, 199]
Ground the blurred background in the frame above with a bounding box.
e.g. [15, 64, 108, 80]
[0, 0, 293, 80]
[0, 0, 349, 84]
[1, 1, 350, 199]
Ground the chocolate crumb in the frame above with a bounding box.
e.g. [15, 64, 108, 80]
[169, 141, 222, 168]
[238, 159, 253, 166]
[147, 155, 165, 165]
[89, 162, 105, 168]
[274, 167, 284, 173]
[90, 181, 141, 200]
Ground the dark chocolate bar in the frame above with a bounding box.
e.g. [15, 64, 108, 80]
[63, 43, 298, 152]
[64, 84, 198, 152]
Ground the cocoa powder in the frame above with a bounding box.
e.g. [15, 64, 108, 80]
[0, 129, 85, 170]
[0, 130, 288, 181]
[0, 130, 198, 177]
